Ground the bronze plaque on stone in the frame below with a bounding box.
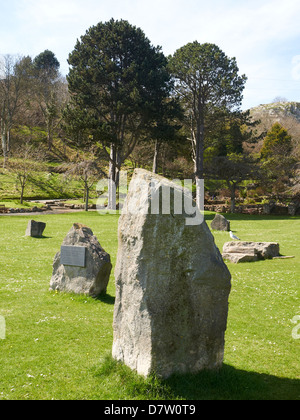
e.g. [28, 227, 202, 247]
[60, 246, 86, 268]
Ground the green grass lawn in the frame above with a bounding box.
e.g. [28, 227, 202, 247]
[0, 211, 299, 400]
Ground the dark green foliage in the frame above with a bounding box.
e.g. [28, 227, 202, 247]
[208, 109, 260, 157]
[261, 122, 292, 159]
[67, 19, 173, 149]
[259, 123, 295, 193]
[33, 49, 60, 76]
[169, 42, 246, 112]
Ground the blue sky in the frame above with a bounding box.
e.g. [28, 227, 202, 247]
[1, 0, 300, 109]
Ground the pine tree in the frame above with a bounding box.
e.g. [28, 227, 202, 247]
[168, 42, 247, 206]
[67, 19, 174, 208]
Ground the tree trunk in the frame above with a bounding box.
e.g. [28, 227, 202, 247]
[152, 139, 160, 174]
[7, 130, 10, 153]
[108, 143, 117, 210]
[1, 119, 8, 168]
[20, 184, 25, 205]
[230, 183, 236, 213]
[85, 185, 89, 212]
[46, 118, 53, 151]
[194, 121, 204, 208]
[1, 134, 7, 168]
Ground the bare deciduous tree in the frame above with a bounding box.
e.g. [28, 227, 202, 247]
[63, 151, 107, 211]
[7, 143, 46, 204]
[0, 55, 31, 167]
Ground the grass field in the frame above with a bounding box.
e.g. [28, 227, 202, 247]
[0, 211, 299, 400]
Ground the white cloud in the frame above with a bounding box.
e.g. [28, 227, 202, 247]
[1, 0, 299, 108]
[292, 56, 300, 81]
[13, 0, 300, 58]
[18, 0, 82, 24]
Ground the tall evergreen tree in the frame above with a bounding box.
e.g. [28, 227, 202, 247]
[67, 19, 174, 208]
[168, 42, 247, 206]
[33, 50, 61, 150]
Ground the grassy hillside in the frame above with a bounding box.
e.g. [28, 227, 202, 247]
[0, 164, 93, 203]
[0, 211, 299, 400]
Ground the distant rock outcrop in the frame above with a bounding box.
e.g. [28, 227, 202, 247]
[248, 101, 300, 160]
[250, 101, 300, 123]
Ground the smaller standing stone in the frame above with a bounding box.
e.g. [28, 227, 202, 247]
[211, 213, 230, 231]
[25, 220, 46, 237]
[50, 223, 112, 297]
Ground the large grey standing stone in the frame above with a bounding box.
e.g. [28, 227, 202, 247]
[211, 213, 230, 231]
[112, 169, 232, 378]
[25, 220, 46, 237]
[50, 223, 112, 297]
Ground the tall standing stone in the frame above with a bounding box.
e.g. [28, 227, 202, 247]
[112, 169, 231, 378]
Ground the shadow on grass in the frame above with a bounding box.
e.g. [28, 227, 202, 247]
[95, 293, 115, 305]
[93, 356, 300, 400]
[34, 235, 53, 239]
[164, 364, 300, 400]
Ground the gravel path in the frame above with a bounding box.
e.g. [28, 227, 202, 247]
[0, 209, 97, 216]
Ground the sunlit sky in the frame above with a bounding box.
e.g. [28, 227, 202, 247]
[1, 0, 300, 109]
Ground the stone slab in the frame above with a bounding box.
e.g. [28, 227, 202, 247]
[223, 241, 280, 259]
[222, 252, 258, 263]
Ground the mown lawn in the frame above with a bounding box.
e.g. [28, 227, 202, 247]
[0, 211, 299, 400]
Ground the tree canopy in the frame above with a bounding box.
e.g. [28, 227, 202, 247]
[67, 19, 173, 154]
[33, 49, 60, 77]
